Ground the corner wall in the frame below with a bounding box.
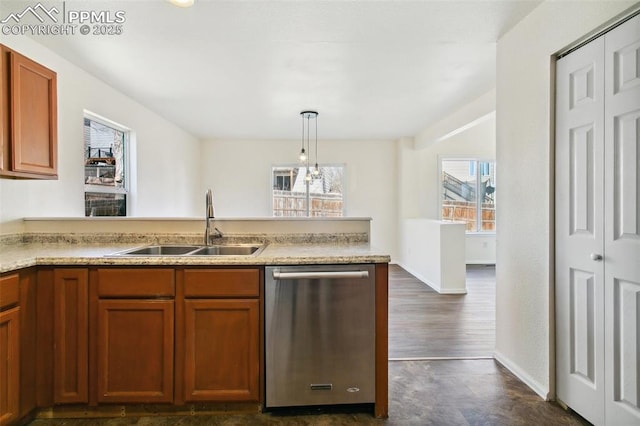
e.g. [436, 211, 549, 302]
[495, 0, 635, 399]
[0, 36, 201, 234]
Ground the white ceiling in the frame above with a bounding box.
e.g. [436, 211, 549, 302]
[20, 0, 542, 140]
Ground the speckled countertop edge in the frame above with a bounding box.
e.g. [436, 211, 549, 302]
[0, 241, 390, 274]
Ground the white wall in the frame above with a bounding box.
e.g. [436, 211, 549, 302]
[495, 0, 636, 399]
[0, 36, 201, 234]
[398, 100, 496, 265]
[400, 219, 467, 294]
[200, 139, 398, 259]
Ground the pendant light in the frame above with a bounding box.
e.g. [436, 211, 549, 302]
[312, 113, 321, 179]
[298, 115, 307, 163]
[299, 111, 318, 181]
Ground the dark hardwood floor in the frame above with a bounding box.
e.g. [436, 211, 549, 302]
[389, 264, 496, 359]
[29, 264, 590, 425]
[29, 360, 588, 425]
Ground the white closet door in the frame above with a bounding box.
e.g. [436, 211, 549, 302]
[604, 13, 640, 425]
[556, 37, 606, 426]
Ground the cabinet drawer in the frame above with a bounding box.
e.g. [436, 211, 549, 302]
[98, 269, 174, 297]
[0, 273, 19, 309]
[183, 269, 259, 298]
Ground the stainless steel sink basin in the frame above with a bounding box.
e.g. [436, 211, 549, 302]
[115, 245, 202, 256]
[188, 245, 263, 256]
[110, 244, 264, 256]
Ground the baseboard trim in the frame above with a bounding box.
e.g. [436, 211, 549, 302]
[389, 356, 494, 361]
[397, 263, 467, 294]
[397, 263, 441, 292]
[493, 350, 550, 401]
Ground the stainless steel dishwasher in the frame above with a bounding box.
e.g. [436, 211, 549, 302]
[265, 264, 376, 408]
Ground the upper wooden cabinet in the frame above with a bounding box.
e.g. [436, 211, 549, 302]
[0, 44, 58, 179]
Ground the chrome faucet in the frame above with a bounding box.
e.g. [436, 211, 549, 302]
[204, 189, 222, 245]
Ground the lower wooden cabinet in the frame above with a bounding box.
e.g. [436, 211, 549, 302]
[0, 307, 20, 426]
[97, 299, 174, 403]
[2, 264, 263, 422]
[53, 269, 88, 404]
[1, 270, 36, 426]
[182, 299, 259, 401]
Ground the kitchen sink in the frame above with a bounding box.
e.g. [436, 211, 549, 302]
[116, 245, 202, 255]
[110, 244, 264, 256]
[188, 245, 263, 256]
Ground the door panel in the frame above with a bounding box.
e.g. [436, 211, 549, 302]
[569, 124, 596, 236]
[183, 299, 259, 401]
[97, 299, 174, 403]
[10, 50, 57, 176]
[53, 269, 88, 404]
[612, 279, 640, 411]
[556, 36, 606, 426]
[569, 269, 596, 384]
[604, 13, 640, 425]
[611, 111, 639, 240]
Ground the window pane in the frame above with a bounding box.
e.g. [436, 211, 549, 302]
[84, 119, 125, 188]
[310, 166, 344, 217]
[273, 167, 306, 216]
[272, 166, 344, 217]
[442, 160, 496, 233]
[84, 117, 127, 217]
[481, 163, 496, 231]
[85, 192, 126, 216]
[442, 160, 477, 232]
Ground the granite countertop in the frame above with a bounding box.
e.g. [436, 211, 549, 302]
[0, 242, 391, 273]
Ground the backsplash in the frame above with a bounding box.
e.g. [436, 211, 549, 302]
[1, 232, 368, 246]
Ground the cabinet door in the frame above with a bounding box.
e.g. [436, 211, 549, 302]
[0, 307, 20, 426]
[9, 49, 57, 177]
[97, 299, 174, 403]
[183, 299, 259, 402]
[53, 269, 88, 404]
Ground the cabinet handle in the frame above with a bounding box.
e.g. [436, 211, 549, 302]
[272, 271, 369, 280]
[590, 253, 603, 261]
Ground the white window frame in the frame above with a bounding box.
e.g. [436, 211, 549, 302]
[83, 110, 131, 215]
[270, 163, 347, 217]
[439, 156, 496, 234]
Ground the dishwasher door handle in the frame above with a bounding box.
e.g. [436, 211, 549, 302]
[272, 270, 369, 280]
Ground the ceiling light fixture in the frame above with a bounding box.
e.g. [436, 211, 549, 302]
[168, 0, 195, 8]
[299, 111, 319, 182]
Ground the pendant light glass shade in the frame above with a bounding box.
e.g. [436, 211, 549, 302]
[298, 111, 319, 178]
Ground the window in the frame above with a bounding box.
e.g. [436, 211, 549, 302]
[83, 114, 129, 216]
[441, 159, 496, 232]
[272, 165, 345, 217]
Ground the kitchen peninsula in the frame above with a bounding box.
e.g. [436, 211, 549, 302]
[0, 217, 390, 425]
